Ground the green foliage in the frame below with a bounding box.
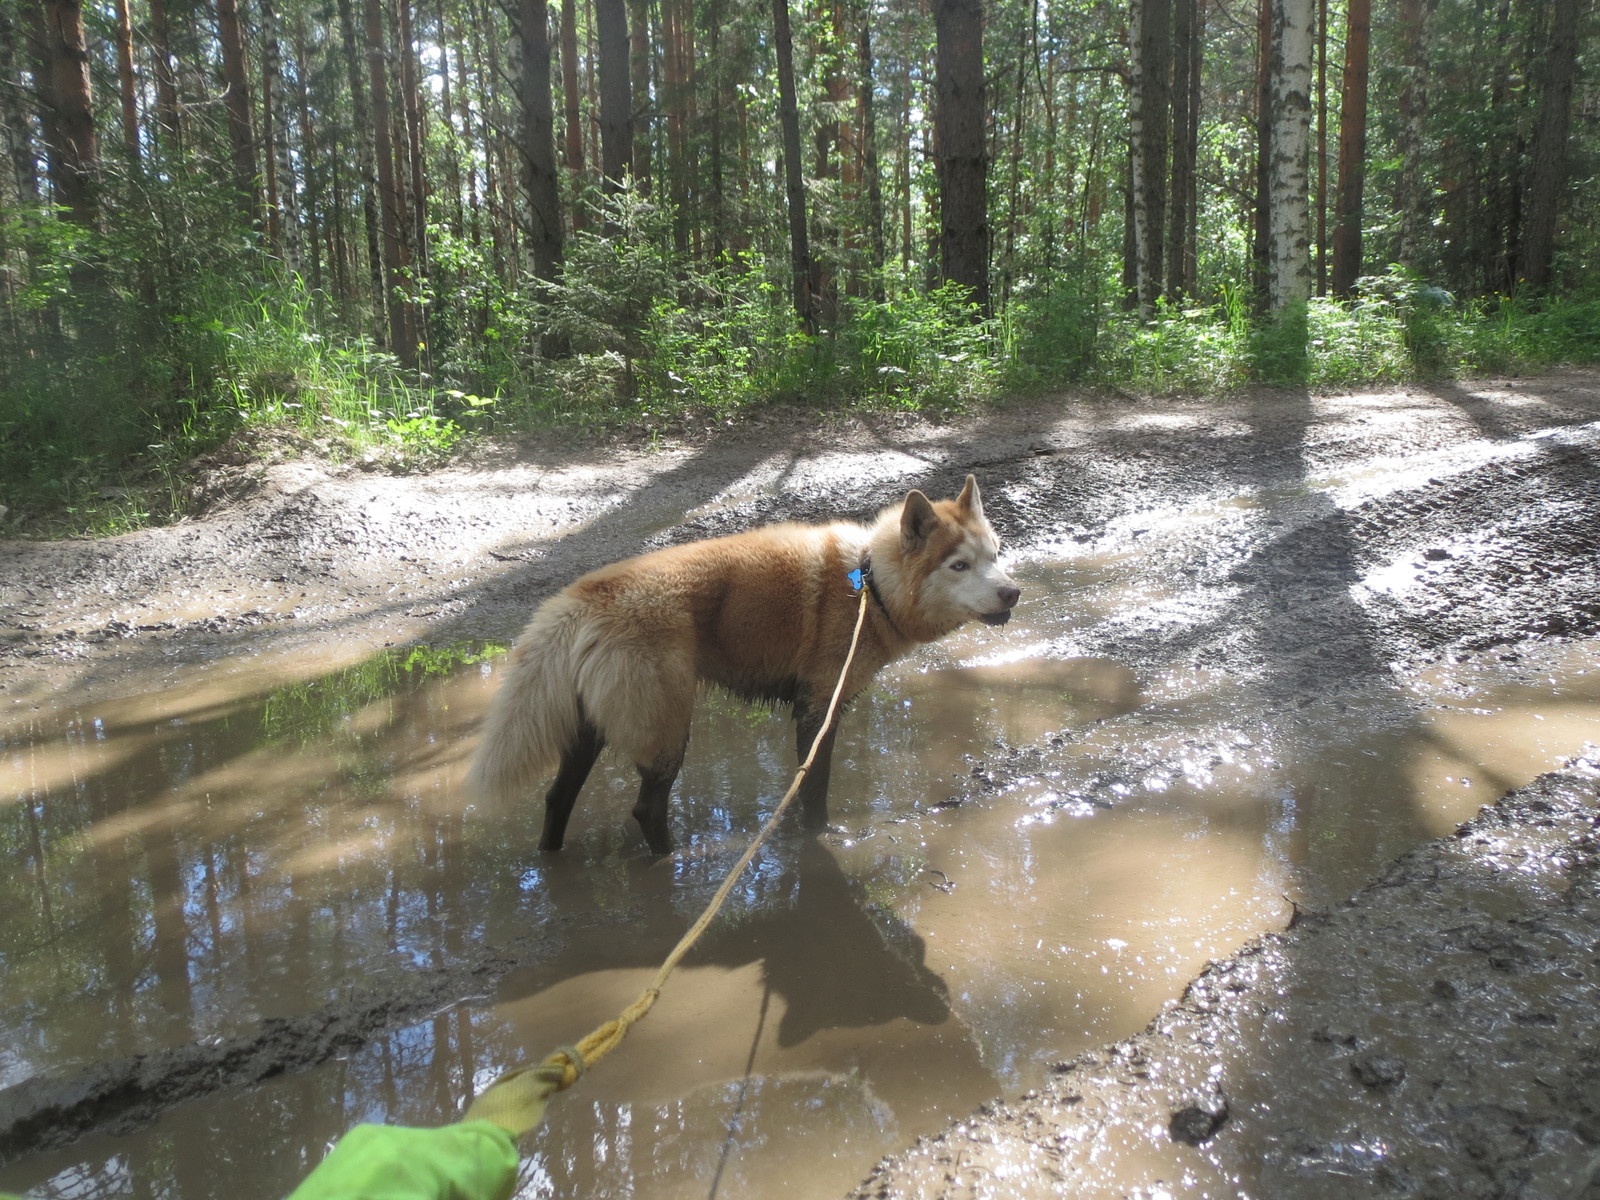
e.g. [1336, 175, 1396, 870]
[1097, 294, 1251, 393]
[1000, 276, 1101, 390]
[838, 279, 999, 407]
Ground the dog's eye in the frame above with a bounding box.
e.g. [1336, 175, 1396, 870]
[949, 560, 970, 571]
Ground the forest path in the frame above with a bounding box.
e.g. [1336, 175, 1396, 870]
[3, 369, 1600, 1198]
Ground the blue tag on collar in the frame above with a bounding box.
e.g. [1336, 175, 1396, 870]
[847, 567, 864, 591]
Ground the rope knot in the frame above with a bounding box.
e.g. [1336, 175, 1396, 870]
[544, 1044, 586, 1090]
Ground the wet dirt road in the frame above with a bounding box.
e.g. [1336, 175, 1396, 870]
[2, 372, 1599, 1198]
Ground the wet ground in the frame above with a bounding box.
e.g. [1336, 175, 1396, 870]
[2, 372, 1600, 1198]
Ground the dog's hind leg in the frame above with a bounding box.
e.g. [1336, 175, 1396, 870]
[584, 638, 694, 855]
[793, 697, 840, 829]
[539, 719, 605, 851]
[632, 755, 682, 855]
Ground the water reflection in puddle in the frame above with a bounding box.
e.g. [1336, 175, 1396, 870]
[2, 560, 1596, 1199]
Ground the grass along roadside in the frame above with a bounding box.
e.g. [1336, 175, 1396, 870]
[2, 272, 1596, 539]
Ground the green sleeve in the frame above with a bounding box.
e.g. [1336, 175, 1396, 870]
[285, 1120, 520, 1200]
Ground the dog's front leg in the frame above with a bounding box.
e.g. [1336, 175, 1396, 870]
[793, 699, 839, 829]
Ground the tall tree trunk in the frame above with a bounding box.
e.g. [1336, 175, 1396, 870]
[1251, 0, 1271, 305]
[396, 0, 428, 288]
[292, 14, 322, 291]
[1518, 0, 1579, 293]
[216, 0, 261, 229]
[933, 0, 988, 313]
[437, 12, 465, 241]
[337, 0, 383, 311]
[260, 0, 300, 260]
[0, 6, 39, 205]
[148, 0, 182, 149]
[520, 0, 564, 285]
[897, 13, 913, 272]
[1128, 0, 1170, 313]
[1329, 0, 1369, 297]
[660, 0, 689, 251]
[859, 18, 886, 300]
[628, 0, 652, 192]
[453, 38, 481, 249]
[772, 0, 814, 332]
[1266, 0, 1313, 310]
[560, 0, 586, 227]
[1314, 0, 1326, 294]
[999, 21, 1027, 311]
[365, 0, 416, 363]
[111, 0, 141, 164]
[33, 0, 100, 225]
[1165, 0, 1200, 301]
[596, 0, 632, 195]
[1394, 0, 1436, 271]
[707, 0, 725, 259]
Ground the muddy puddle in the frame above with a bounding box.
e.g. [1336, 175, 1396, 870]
[4, 528, 1597, 1200]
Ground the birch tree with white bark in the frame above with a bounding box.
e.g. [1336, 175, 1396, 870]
[1266, 0, 1313, 310]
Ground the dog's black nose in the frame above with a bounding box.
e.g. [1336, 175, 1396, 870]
[998, 585, 1021, 609]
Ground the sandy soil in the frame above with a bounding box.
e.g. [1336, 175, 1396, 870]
[3, 371, 1600, 1195]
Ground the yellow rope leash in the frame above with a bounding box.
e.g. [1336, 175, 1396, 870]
[465, 582, 873, 1138]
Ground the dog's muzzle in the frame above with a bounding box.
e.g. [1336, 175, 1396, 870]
[980, 584, 1021, 625]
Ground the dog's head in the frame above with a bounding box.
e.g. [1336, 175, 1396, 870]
[879, 474, 1020, 636]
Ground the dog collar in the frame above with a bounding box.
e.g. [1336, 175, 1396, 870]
[854, 551, 904, 639]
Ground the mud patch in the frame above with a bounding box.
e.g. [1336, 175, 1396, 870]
[848, 755, 1600, 1199]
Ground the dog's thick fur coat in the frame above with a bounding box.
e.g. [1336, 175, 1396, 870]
[469, 475, 1019, 852]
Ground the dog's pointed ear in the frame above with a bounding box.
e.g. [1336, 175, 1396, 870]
[955, 474, 984, 520]
[901, 489, 939, 546]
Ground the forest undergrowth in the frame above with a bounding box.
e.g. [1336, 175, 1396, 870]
[4, 204, 1596, 539]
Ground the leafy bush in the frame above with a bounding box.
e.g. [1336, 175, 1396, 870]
[1097, 292, 1251, 393]
[839, 280, 999, 407]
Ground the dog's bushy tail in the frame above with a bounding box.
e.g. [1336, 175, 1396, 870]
[468, 594, 588, 800]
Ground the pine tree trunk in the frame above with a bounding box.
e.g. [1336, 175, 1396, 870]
[0, 6, 38, 205]
[1128, 0, 1170, 313]
[216, 0, 260, 229]
[1330, 0, 1368, 297]
[1518, 0, 1578, 293]
[292, 14, 323, 292]
[628, 0, 652, 191]
[1165, 0, 1200, 301]
[708, 0, 724, 259]
[111, 0, 141, 164]
[1266, 0, 1313, 310]
[520, 0, 564, 284]
[148, 0, 182, 149]
[35, 0, 100, 225]
[999, 23, 1027, 311]
[596, 0, 632, 194]
[452, 38, 480, 249]
[336, 0, 383, 310]
[933, 0, 988, 313]
[396, 0, 428, 291]
[437, 14, 466, 241]
[772, 0, 814, 333]
[1394, 0, 1436, 271]
[560, 0, 585, 227]
[859, 19, 886, 300]
[260, 0, 302, 261]
[365, 0, 416, 363]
